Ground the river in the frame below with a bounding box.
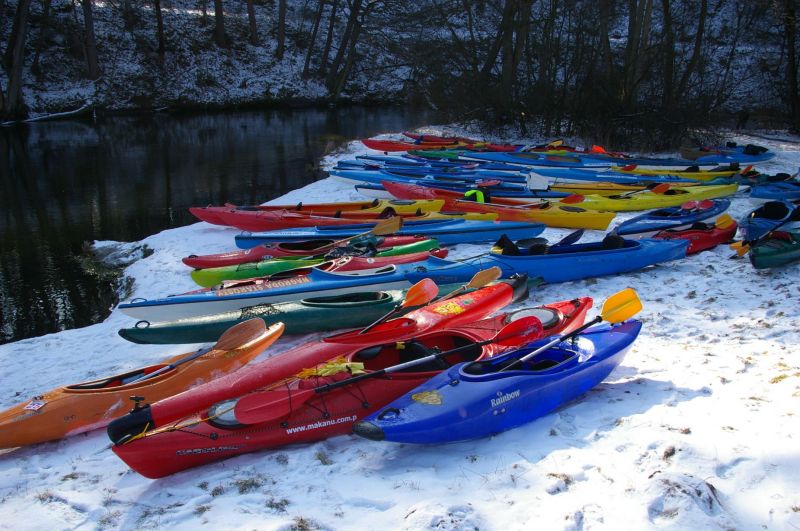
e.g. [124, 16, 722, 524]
[0, 106, 439, 344]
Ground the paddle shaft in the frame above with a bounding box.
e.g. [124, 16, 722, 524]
[499, 315, 602, 372]
[127, 346, 213, 383]
[313, 340, 488, 394]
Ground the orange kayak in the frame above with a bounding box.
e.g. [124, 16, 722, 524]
[0, 319, 283, 449]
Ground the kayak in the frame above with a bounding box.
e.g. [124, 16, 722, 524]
[739, 201, 800, 241]
[190, 247, 448, 288]
[613, 199, 730, 237]
[353, 182, 569, 201]
[189, 199, 445, 226]
[678, 143, 774, 164]
[182, 235, 431, 269]
[0, 319, 283, 449]
[550, 181, 705, 197]
[234, 219, 547, 248]
[362, 138, 520, 152]
[612, 164, 743, 180]
[353, 320, 641, 444]
[381, 181, 616, 230]
[119, 290, 406, 344]
[112, 280, 525, 439]
[109, 295, 592, 478]
[451, 151, 615, 168]
[213, 207, 497, 232]
[653, 220, 738, 255]
[573, 184, 738, 212]
[749, 182, 800, 201]
[529, 167, 705, 185]
[119, 237, 680, 322]
[749, 230, 800, 269]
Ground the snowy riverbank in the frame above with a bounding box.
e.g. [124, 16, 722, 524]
[0, 132, 799, 530]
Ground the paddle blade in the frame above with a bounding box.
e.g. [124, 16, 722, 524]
[620, 164, 638, 171]
[370, 216, 403, 236]
[555, 228, 584, 247]
[715, 214, 735, 229]
[730, 241, 751, 256]
[680, 201, 698, 211]
[233, 388, 315, 425]
[697, 199, 714, 210]
[493, 316, 544, 347]
[650, 183, 671, 194]
[214, 318, 270, 351]
[561, 194, 585, 204]
[599, 288, 642, 324]
[476, 179, 502, 187]
[402, 278, 439, 308]
[466, 267, 502, 289]
[548, 139, 564, 148]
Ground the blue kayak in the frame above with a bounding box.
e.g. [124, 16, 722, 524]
[614, 199, 731, 236]
[401, 237, 688, 285]
[121, 238, 685, 322]
[750, 182, 800, 201]
[234, 219, 546, 248]
[353, 183, 568, 201]
[353, 320, 642, 444]
[739, 201, 800, 241]
[329, 168, 528, 186]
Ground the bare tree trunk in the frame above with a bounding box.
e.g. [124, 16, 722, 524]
[675, 0, 706, 98]
[597, 0, 614, 77]
[154, 0, 166, 57]
[246, 0, 258, 45]
[303, 0, 325, 76]
[784, 0, 799, 130]
[330, 15, 362, 99]
[275, 0, 287, 59]
[80, 0, 100, 80]
[327, 0, 361, 89]
[212, 0, 226, 47]
[319, 0, 338, 75]
[32, 0, 52, 76]
[480, 0, 515, 80]
[660, 0, 674, 108]
[4, 0, 33, 119]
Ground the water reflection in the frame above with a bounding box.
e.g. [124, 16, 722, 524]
[0, 106, 437, 343]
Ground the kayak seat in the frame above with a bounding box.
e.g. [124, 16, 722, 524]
[397, 341, 449, 372]
[507, 307, 561, 330]
[757, 201, 791, 220]
[602, 234, 626, 250]
[526, 243, 549, 255]
[494, 234, 521, 255]
[689, 221, 712, 231]
[280, 240, 335, 251]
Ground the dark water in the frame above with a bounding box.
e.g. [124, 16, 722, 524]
[0, 106, 439, 344]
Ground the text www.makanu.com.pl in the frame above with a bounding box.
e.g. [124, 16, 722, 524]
[285, 415, 357, 435]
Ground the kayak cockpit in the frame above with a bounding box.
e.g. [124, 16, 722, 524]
[65, 365, 172, 391]
[462, 347, 579, 376]
[353, 333, 483, 373]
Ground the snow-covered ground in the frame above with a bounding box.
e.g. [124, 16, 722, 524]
[1, 131, 799, 530]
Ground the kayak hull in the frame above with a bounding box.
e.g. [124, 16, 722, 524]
[614, 199, 730, 236]
[653, 221, 738, 254]
[354, 320, 642, 444]
[749, 230, 800, 269]
[0, 320, 282, 449]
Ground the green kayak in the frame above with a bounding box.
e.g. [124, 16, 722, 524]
[190, 238, 444, 288]
[749, 230, 800, 269]
[118, 291, 404, 344]
[118, 276, 539, 345]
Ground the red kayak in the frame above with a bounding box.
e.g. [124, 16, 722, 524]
[182, 235, 431, 269]
[107, 281, 522, 444]
[653, 220, 738, 254]
[403, 132, 480, 143]
[189, 199, 444, 226]
[362, 138, 522, 153]
[109, 293, 592, 478]
[210, 208, 452, 232]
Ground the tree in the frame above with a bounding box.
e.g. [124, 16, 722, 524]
[247, 0, 259, 45]
[154, 0, 166, 57]
[213, 0, 226, 47]
[3, 0, 33, 119]
[275, 0, 287, 59]
[319, 0, 339, 75]
[80, 0, 101, 80]
[303, 0, 326, 76]
[784, 0, 799, 130]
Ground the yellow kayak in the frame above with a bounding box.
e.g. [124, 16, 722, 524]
[551, 181, 701, 197]
[611, 166, 741, 181]
[565, 184, 739, 212]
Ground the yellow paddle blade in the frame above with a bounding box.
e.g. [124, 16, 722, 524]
[715, 214, 735, 230]
[370, 216, 402, 236]
[729, 240, 751, 256]
[466, 267, 502, 289]
[401, 278, 439, 308]
[599, 288, 642, 324]
[547, 139, 564, 148]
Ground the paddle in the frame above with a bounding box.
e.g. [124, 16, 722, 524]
[127, 319, 273, 384]
[680, 201, 699, 211]
[499, 288, 642, 372]
[730, 204, 800, 256]
[358, 278, 438, 334]
[714, 213, 736, 230]
[232, 316, 545, 425]
[436, 267, 501, 301]
[332, 216, 402, 248]
[617, 182, 671, 199]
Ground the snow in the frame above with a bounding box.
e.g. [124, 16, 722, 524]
[1, 131, 800, 530]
